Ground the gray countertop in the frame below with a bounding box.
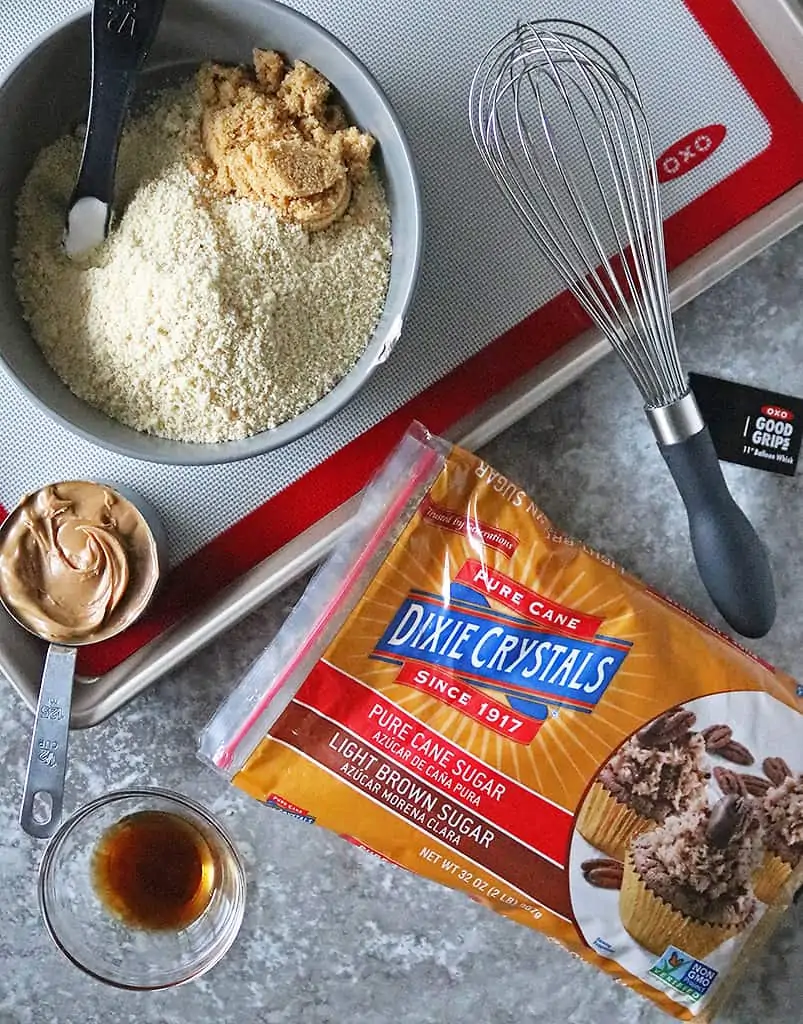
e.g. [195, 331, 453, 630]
[1, 228, 801, 1023]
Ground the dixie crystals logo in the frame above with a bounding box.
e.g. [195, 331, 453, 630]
[373, 560, 631, 716]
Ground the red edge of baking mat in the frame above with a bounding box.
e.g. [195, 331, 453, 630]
[4, 0, 802, 677]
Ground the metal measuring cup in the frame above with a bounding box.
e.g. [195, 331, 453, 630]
[0, 481, 166, 838]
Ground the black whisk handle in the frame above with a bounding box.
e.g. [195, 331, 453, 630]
[658, 426, 776, 638]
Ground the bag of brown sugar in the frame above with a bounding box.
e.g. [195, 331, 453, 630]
[200, 423, 802, 1021]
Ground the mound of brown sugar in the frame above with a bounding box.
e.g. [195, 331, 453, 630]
[196, 49, 375, 231]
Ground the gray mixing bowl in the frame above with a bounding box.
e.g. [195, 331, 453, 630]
[0, 0, 422, 465]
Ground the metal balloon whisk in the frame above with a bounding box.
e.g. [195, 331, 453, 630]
[469, 20, 775, 638]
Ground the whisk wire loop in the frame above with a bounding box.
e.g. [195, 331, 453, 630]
[469, 21, 687, 406]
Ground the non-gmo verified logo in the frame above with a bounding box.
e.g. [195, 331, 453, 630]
[649, 945, 718, 1003]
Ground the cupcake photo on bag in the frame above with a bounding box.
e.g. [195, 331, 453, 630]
[619, 795, 762, 960]
[753, 760, 802, 905]
[576, 707, 709, 861]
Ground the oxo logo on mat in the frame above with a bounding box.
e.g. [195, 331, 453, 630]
[657, 124, 727, 182]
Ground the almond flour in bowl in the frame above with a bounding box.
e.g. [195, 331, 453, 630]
[13, 55, 392, 444]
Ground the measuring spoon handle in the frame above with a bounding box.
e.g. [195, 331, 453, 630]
[19, 645, 77, 840]
[74, 0, 166, 202]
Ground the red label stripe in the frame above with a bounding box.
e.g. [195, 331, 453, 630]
[292, 660, 574, 866]
[395, 659, 542, 743]
[455, 560, 604, 640]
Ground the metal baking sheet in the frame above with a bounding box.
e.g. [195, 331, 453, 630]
[1, 0, 802, 726]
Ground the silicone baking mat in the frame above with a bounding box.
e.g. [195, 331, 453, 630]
[1, 0, 802, 678]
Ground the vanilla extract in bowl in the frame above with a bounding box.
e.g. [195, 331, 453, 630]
[38, 788, 246, 988]
[91, 810, 217, 931]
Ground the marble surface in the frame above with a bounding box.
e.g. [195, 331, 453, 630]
[0, 227, 801, 1023]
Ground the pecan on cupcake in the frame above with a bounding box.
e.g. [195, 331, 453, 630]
[752, 770, 803, 905]
[576, 708, 709, 860]
[620, 795, 762, 959]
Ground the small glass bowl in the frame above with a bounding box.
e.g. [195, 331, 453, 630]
[38, 788, 246, 990]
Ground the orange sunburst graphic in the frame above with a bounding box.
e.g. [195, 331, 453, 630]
[321, 445, 799, 810]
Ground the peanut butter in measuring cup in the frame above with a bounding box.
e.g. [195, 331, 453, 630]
[0, 481, 165, 838]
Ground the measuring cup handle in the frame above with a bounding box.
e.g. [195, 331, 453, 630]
[19, 645, 77, 840]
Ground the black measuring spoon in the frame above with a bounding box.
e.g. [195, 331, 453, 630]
[64, 0, 166, 258]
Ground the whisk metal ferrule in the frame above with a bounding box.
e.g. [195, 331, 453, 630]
[646, 392, 705, 446]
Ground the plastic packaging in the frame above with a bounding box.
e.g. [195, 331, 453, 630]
[200, 423, 801, 1022]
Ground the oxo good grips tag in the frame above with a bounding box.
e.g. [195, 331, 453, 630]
[689, 373, 803, 476]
